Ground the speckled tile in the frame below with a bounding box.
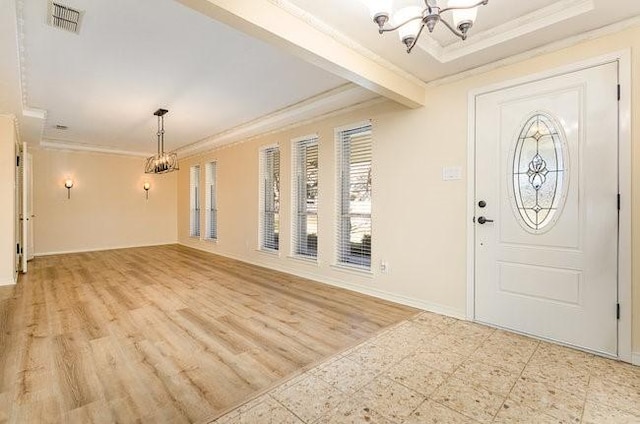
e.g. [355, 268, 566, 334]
[212, 397, 302, 424]
[431, 377, 506, 423]
[521, 360, 589, 396]
[444, 321, 495, 339]
[271, 370, 318, 393]
[587, 376, 640, 416]
[409, 345, 466, 374]
[469, 339, 534, 374]
[345, 339, 404, 374]
[529, 342, 594, 375]
[352, 376, 425, 422]
[452, 360, 520, 395]
[313, 356, 379, 394]
[374, 321, 439, 353]
[271, 374, 346, 423]
[507, 376, 584, 423]
[402, 399, 479, 424]
[589, 357, 640, 390]
[410, 311, 458, 331]
[430, 332, 487, 356]
[493, 400, 571, 424]
[230, 393, 274, 415]
[313, 396, 398, 424]
[384, 356, 448, 396]
[582, 401, 640, 424]
[485, 329, 539, 352]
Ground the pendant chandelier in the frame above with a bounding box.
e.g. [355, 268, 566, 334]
[145, 108, 179, 174]
[368, 0, 489, 53]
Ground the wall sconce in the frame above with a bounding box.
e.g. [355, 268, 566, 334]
[143, 182, 151, 200]
[64, 178, 74, 199]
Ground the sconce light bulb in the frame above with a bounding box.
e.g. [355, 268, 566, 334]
[143, 182, 151, 191]
[64, 179, 74, 189]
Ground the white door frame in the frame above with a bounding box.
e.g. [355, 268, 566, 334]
[466, 50, 632, 363]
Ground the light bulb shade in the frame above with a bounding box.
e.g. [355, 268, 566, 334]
[368, 0, 393, 20]
[143, 182, 151, 191]
[448, 0, 479, 28]
[394, 6, 422, 42]
[64, 179, 73, 189]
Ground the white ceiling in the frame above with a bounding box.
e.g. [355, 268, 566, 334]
[19, 0, 351, 154]
[4, 0, 640, 154]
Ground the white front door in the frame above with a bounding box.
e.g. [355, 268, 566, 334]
[474, 62, 619, 356]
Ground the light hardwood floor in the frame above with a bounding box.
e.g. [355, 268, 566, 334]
[0, 245, 417, 423]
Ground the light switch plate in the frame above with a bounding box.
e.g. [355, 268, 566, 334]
[442, 166, 462, 181]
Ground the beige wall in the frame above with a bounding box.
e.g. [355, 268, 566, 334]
[0, 115, 16, 285]
[33, 148, 178, 255]
[178, 26, 640, 352]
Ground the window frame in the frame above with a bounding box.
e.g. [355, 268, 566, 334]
[189, 164, 201, 238]
[335, 122, 373, 271]
[291, 134, 319, 260]
[204, 161, 218, 241]
[259, 145, 281, 252]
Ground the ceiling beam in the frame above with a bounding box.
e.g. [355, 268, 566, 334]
[176, 0, 425, 108]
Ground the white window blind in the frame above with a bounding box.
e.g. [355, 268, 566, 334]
[292, 136, 319, 258]
[336, 124, 372, 269]
[260, 146, 280, 251]
[205, 161, 217, 240]
[189, 165, 200, 238]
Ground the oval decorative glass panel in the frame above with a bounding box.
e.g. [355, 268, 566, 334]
[512, 112, 568, 232]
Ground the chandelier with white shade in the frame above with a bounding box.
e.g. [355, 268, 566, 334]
[367, 0, 489, 53]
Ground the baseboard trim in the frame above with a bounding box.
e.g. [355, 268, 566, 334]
[34, 242, 178, 257]
[0, 278, 16, 287]
[178, 242, 467, 321]
[632, 352, 640, 366]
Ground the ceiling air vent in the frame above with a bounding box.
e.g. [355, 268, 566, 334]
[48, 1, 82, 34]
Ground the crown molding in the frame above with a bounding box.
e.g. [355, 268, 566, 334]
[177, 83, 380, 157]
[22, 107, 46, 120]
[426, 14, 640, 88]
[13, 113, 21, 144]
[266, 0, 426, 88]
[181, 96, 388, 160]
[14, 0, 47, 144]
[15, 0, 28, 109]
[40, 139, 152, 157]
[422, 0, 595, 63]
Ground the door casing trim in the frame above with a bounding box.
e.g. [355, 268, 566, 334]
[466, 50, 632, 363]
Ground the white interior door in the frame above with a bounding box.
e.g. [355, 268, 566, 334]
[20, 142, 28, 273]
[474, 62, 619, 356]
[14, 142, 22, 277]
[26, 152, 34, 261]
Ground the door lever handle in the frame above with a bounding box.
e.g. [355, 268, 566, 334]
[477, 216, 494, 224]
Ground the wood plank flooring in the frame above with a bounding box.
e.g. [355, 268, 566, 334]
[0, 245, 417, 423]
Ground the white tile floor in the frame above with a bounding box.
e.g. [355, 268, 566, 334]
[211, 311, 640, 424]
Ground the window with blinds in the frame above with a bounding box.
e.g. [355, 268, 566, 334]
[189, 165, 201, 238]
[336, 124, 372, 269]
[205, 161, 217, 240]
[292, 136, 318, 259]
[260, 146, 280, 251]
